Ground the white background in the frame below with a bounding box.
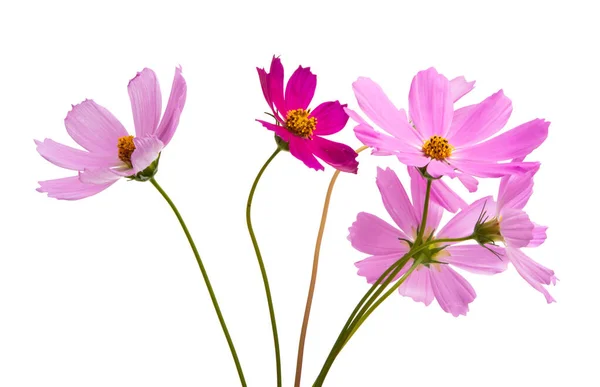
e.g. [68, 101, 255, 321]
[0, 0, 598, 386]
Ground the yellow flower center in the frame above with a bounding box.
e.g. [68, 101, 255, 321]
[422, 135, 453, 160]
[286, 109, 317, 138]
[117, 135, 136, 165]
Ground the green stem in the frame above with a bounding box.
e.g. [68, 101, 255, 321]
[150, 178, 247, 387]
[246, 147, 283, 387]
[415, 178, 433, 244]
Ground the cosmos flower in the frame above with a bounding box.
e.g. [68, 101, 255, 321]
[347, 67, 548, 210]
[257, 56, 358, 173]
[36, 67, 187, 200]
[348, 167, 507, 316]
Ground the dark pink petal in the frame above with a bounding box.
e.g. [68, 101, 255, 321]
[408, 167, 443, 232]
[444, 245, 508, 274]
[376, 167, 420, 236]
[437, 196, 496, 240]
[449, 76, 475, 103]
[398, 266, 434, 306]
[506, 247, 556, 303]
[128, 68, 162, 138]
[348, 212, 409, 255]
[308, 136, 358, 173]
[268, 56, 286, 117]
[79, 168, 122, 184]
[430, 177, 468, 213]
[311, 101, 349, 135]
[430, 265, 476, 317]
[527, 224, 548, 247]
[256, 120, 292, 142]
[257, 67, 273, 112]
[352, 77, 422, 147]
[497, 169, 537, 211]
[37, 176, 115, 200]
[408, 68, 453, 138]
[64, 99, 128, 154]
[285, 65, 316, 111]
[155, 66, 187, 146]
[451, 159, 539, 178]
[499, 208, 534, 248]
[446, 90, 512, 147]
[131, 137, 164, 173]
[35, 139, 118, 171]
[454, 119, 549, 161]
[355, 252, 410, 284]
[289, 136, 324, 171]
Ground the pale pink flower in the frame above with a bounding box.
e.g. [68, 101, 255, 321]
[454, 164, 556, 302]
[257, 56, 358, 173]
[348, 167, 507, 316]
[36, 67, 187, 200]
[347, 67, 548, 211]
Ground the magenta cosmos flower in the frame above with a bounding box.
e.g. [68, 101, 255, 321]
[459, 163, 556, 302]
[347, 67, 548, 209]
[36, 67, 187, 200]
[257, 56, 358, 173]
[348, 167, 507, 316]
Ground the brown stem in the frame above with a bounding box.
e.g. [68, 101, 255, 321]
[293, 145, 369, 387]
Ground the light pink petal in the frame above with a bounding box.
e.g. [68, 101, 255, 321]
[454, 119, 549, 161]
[438, 196, 496, 240]
[348, 212, 409, 255]
[64, 99, 128, 154]
[37, 176, 115, 200]
[285, 65, 316, 111]
[497, 169, 537, 211]
[429, 177, 468, 213]
[131, 137, 164, 173]
[268, 56, 286, 117]
[128, 68, 162, 138]
[444, 245, 508, 274]
[35, 139, 118, 171]
[430, 265, 476, 317]
[353, 124, 429, 166]
[308, 136, 358, 173]
[447, 90, 512, 147]
[79, 168, 122, 184]
[528, 224, 548, 247]
[408, 167, 443, 232]
[408, 68, 453, 138]
[344, 107, 368, 125]
[355, 252, 411, 284]
[455, 172, 479, 193]
[398, 265, 434, 306]
[499, 208, 534, 248]
[256, 120, 292, 142]
[352, 77, 422, 147]
[311, 101, 348, 135]
[445, 104, 476, 141]
[506, 247, 556, 303]
[155, 66, 187, 146]
[451, 159, 539, 178]
[288, 136, 323, 171]
[449, 76, 475, 103]
[426, 160, 457, 178]
[376, 167, 420, 236]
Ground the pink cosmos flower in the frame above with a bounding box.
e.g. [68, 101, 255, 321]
[36, 67, 187, 200]
[457, 163, 556, 302]
[347, 67, 548, 211]
[257, 56, 358, 173]
[348, 167, 507, 316]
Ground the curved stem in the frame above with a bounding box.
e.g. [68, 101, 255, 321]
[294, 145, 368, 387]
[150, 178, 247, 387]
[246, 147, 282, 387]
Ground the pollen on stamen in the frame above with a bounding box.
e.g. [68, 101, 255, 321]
[117, 135, 136, 165]
[285, 109, 317, 138]
[422, 135, 453, 160]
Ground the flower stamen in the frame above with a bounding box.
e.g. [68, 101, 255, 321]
[285, 109, 317, 138]
[423, 135, 453, 160]
[117, 135, 136, 165]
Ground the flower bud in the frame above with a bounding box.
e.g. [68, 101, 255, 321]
[128, 153, 161, 182]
